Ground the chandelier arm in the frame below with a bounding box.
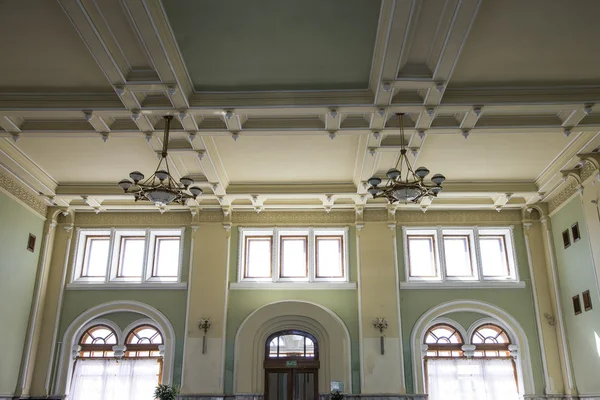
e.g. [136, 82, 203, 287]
[162, 116, 172, 158]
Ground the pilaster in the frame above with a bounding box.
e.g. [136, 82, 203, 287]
[181, 222, 229, 394]
[522, 220, 566, 394]
[539, 217, 576, 395]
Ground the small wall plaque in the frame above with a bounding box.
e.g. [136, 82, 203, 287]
[583, 290, 593, 311]
[573, 294, 582, 315]
[27, 233, 36, 252]
[572, 222, 581, 242]
[562, 230, 571, 249]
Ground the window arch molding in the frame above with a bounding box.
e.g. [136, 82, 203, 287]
[410, 300, 534, 396]
[76, 318, 124, 346]
[55, 300, 175, 397]
[467, 317, 512, 345]
[423, 317, 467, 344]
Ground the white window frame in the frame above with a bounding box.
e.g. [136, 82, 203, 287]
[237, 227, 349, 284]
[403, 226, 519, 284]
[70, 227, 184, 286]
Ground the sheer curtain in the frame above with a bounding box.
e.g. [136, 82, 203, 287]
[69, 359, 159, 400]
[427, 358, 519, 400]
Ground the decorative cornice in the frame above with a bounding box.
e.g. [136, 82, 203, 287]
[548, 162, 597, 213]
[0, 170, 47, 218]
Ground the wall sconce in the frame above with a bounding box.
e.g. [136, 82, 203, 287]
[199, 317, 212, 354]
[372, 317, 388, 355]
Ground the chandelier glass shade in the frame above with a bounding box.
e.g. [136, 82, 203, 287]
[118, 116, 203, 206]
[367, 113, 445, 204]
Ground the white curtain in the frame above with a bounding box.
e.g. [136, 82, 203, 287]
[427, 358, 519, 400]
[69, 358, 159, 400]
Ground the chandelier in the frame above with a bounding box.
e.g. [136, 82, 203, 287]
[367, 113, 445, 203]
[118, 115, 203, 206]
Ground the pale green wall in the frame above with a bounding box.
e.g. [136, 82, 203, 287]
[551, 197, 600, 394]
[57, 290, 187, 386]
[397, 225, 545, 394]
[224, 227, 360, 394]
[0, 191, 44, 395]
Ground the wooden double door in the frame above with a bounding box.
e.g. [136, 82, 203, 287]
[265, 368, 318, 400]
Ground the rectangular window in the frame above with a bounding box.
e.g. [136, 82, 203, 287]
[479, 236, 509, 277]
[280, 236, 308, 278]
[152, 236, 180, 277]
[238, 227, 348, 283]
[404, 227, 517, 284]
[72, 228, 183, 285]
[407, 235, 438, 278]
[245, 236, 272, 278]
[117, 236, 145, 278]
[315, 236, 344, 278]
[443, 234, 474, 278]
[82, 236, 110, 277]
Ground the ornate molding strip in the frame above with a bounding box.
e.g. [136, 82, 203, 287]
[75, 212, 192, 226]
[231, 210, 355, 225]
[396, 209, 522, 224]
[0, 170, 47, 218]
[548, 162, 597, 213]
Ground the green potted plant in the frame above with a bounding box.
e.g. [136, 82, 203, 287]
[154, 384, 179, 400]
[330, 390, 344, 400]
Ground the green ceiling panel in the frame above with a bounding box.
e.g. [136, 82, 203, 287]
[162, 0, 381, 91]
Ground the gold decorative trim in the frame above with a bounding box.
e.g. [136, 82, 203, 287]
[548, 162, 597, 213]
[0, 170, 47, 218]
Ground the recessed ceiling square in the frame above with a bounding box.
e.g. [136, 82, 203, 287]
[162, 0, 381, 91]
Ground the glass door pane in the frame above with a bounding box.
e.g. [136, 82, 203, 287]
[267, 372, 289, 400]
[294, 372, 315, 400]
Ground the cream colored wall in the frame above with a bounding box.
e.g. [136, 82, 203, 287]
[357, 223, 404, 394]
[181, 223, 230, 394]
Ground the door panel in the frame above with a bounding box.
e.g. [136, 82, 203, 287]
[265, 369, 317, 400]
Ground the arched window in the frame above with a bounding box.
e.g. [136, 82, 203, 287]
[266, 330, 318, 359]
[70, 324, 163, 400]
[424, 324, 463, 357]
[125, 325, 163, 357]
[78, 325, 117, 358]
[471, 324, 511, 357]
[423, 322, 519, 400]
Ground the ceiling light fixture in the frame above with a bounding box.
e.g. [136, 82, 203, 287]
[118, 116, 203, 206]
[366, 113, 445, 204]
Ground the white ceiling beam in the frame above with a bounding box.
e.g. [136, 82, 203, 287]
[121, 0, 193, 109]
[57, 0, 142, 110]
[422, 0, 482, 106]
[372, 0, 420, 106]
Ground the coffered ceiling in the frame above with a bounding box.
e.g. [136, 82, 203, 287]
[0, 0, 599, 214]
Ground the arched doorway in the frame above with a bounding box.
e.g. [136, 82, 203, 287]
[264, 330, 319, 400]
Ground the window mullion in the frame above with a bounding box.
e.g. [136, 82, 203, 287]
[106, 229, 116, 283]
[272, 229, 279, 283]
[308, 228, 315, 282]
[437, 227, 446, 282]
[473, 227, 484, 282]
[142, 230, 151, 283]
